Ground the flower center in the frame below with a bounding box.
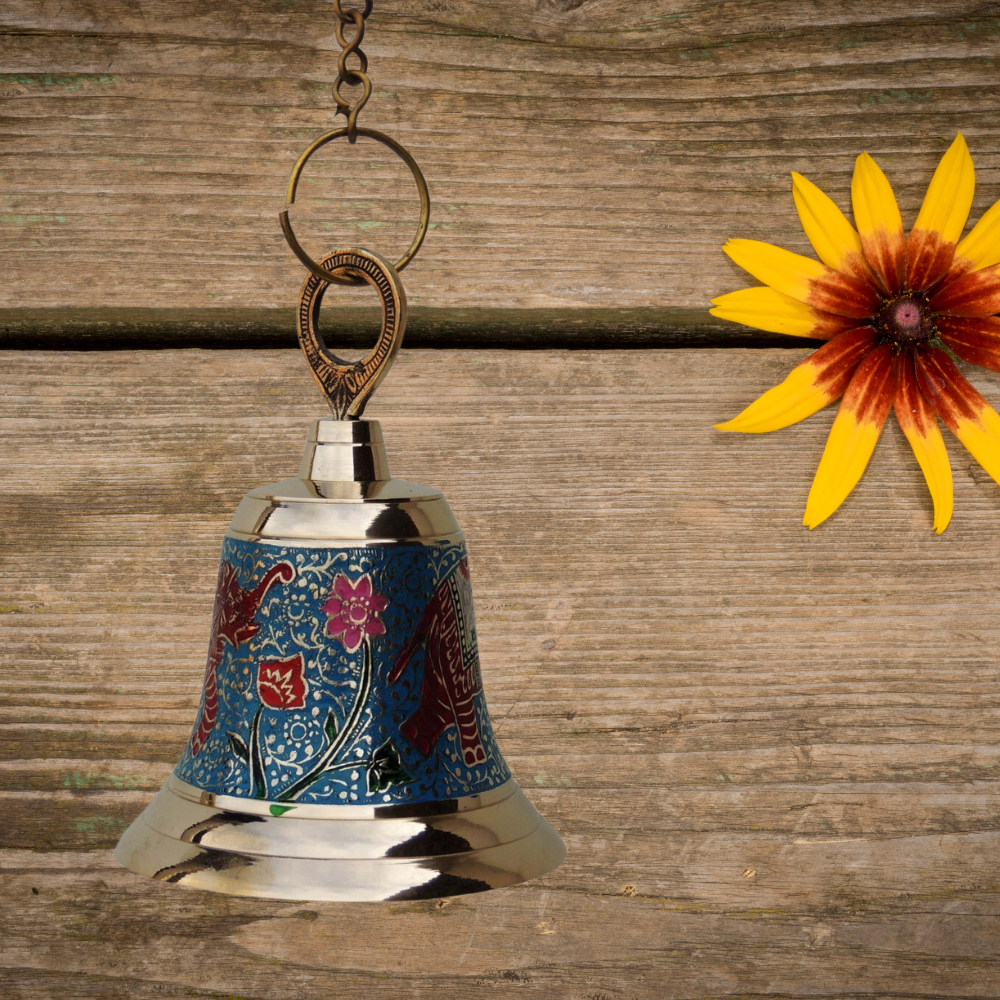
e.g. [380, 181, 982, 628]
[875, 293, 935, 347]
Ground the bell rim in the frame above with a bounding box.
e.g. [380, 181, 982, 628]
[115, 776, 567, 901]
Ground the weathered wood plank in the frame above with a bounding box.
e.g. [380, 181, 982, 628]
[1, 1, 999, 339]
[0, 347, 999, 995]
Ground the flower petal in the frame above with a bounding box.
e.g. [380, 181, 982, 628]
[913, 134, 975, 244]
[715, 328, 879, 433]
[803, 344, 898, 529]
[894, 349, 953, 533]
[723, 239, 879, 318]
[792, 171, 873, 285]
[929, 263, 1000, 316]
[937, 315, 1000, 374]
[709, 287, 858, 340]
[326, 614, 349, 636]
[343, 626, 364, 653]
[954, 196, 1000, 273]
[852, 151, 906, 295]
[906, 134, 975, 291]
[914, 347, 1000, 486]
[355, 575, 373, 598]
[364, 617, 386, 636]
[320, 597, 343, 616]
[334, 575, 356, 600]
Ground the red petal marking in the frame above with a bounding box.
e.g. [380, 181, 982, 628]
[861, 229, 906, 298]
[937, 316, 1000, 375]
[808, 270, 882, 320]
[841, 250, 883, 295]
[906, 228, 955, 293]
[932, 255, 976, 294]
[805, 327, 881, 394]
[894, 348, 937, 438]
[841, 343, 898, 422]
[803, 310, 865, 342]
[929, 264, 1000, 317]
[913, 347, 984, 428]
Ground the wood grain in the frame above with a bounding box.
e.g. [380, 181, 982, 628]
[1, 347, 999, 996]
[1, 1, 1000, 340]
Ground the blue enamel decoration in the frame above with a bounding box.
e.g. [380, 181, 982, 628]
[174, 537, 510, 806]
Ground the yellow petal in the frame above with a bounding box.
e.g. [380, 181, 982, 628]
[915, 348, 1000, 488]
[723, 239, 826, 304]
[894, 354, 953, 533]
[716, 364, 832, 434]
[955, 196, 1000, 271]
[804, 411, 882, 528]
[851, 151, 906, 293]
[852, 152, 903, 239]
[716, 328, 879, 434]
[803, 346, 896, 529]
[949, 404, 1000, 485]
[905, 419, 953, 533]
[792, 171, 864, 273]
[709, 287, 820, 338]
[912, 133, 975, 245]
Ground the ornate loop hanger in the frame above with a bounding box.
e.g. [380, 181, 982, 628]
[279, 0, 429, 419]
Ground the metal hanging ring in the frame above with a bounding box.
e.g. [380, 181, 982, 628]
[279, 126, 430, 287]
[297, 247, 407, 419]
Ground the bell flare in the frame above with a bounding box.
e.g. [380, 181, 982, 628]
[115, 418, 565, 900]
[114, 776, 566, 902]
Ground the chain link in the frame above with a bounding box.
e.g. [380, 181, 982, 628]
[332, 0, 374, 141]
[280, 0, 431, 288]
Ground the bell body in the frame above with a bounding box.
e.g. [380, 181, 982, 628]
[115, 419, 565, 900]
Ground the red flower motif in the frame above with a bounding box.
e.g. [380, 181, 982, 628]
[322, 573, 388, 653]
[257, 653, 307, 710]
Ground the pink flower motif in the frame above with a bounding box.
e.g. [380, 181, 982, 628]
[322, 573, 388, 653]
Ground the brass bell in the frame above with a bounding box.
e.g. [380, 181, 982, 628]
[115, 248, 566, 901]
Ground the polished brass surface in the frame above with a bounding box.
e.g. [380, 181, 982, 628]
[229, 419, 462, 544]
[294, 248, 407, 419]
[115, 776, 566, 901]
[279, 126, 431, 288]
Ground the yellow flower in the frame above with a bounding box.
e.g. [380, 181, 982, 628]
[713, 133, 1000, 532]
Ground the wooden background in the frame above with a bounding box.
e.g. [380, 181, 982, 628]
[2, 2, 1000, 998]
[3, 0, 1000, 342]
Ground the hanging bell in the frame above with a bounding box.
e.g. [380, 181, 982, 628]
[115, 248, 566, 900]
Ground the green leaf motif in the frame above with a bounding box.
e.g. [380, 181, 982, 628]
[323, 709, 339, 744]
[227, 731, 250, 762]
[367, 739, 413, 795]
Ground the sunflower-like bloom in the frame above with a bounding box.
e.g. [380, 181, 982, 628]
[713, 134, 1000, 532]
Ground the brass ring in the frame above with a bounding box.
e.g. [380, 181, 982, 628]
[280, 127, 430, 287]
[297, 247, 407, 419]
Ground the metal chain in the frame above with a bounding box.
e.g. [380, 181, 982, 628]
[332, 0, 374, 142]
